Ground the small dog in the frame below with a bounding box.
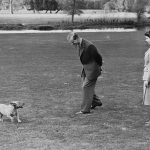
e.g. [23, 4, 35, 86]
[0, 101, 24, 123]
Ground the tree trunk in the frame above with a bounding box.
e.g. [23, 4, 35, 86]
[93, 0, 96, 9]
[72, 0, 76, 24]
[9, 0, 13, 14]
[133, 0, 138, 6]
[137, 11, 142, 24]
[42, 0, 46, 9]
[122, 0, 126, 12]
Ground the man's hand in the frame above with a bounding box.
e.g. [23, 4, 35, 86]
[145, 81, 149, 87]
[99, 66, 103, 72]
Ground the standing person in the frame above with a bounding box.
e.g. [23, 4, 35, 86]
[143, 31, 150, 105]
[67, 32, 103, 114]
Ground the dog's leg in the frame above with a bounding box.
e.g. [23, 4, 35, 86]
[0, 113, 3, 122]
[9, 116, 14, 123]
[8, 116, 14, 122]
[16, 110, 21, 123]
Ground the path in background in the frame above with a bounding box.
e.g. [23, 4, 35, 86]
[0, 28, 137, 33]
[0, 10, 137, 24]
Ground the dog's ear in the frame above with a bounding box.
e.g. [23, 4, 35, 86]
[10, 102, 17, 108]
[10, 101, 24, 109]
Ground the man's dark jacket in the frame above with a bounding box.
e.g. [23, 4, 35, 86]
[79, 39, 103, 80]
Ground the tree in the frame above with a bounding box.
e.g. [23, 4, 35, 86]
[72, 0, 75, 23]
[25, 0, 60, 13]
[9, 0, 13, 13]
[132, 0, 148, 22]
[0, 0, 3, 9]
[0, 0, 25, 14]
[124, 0, 135, 12]
[63, 0, 84, 24]
[104, 1, 116, 11]
[44, 0, 59, 13]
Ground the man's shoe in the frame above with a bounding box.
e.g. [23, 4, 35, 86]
[75, 111, 90, 114]
[91, 101, 102, 109]
[93, 94, 100, 101]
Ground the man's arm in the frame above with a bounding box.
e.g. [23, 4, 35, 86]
[80, 45, 103, 66]
[89, 45, 103, 66]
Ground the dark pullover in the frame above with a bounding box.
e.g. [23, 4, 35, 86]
[80, 45, 103, 66]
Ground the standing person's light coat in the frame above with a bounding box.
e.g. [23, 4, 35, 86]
[143, 31, 150, 105]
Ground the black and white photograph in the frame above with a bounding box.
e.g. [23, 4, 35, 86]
[0, 0, 150, 149]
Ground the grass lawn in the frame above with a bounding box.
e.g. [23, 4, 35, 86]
[0, 30, 150, 150]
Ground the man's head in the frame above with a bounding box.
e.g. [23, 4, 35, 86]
[67, 32, 80, 46]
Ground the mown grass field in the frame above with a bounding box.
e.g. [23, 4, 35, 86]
[0, 30, 150, 150]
